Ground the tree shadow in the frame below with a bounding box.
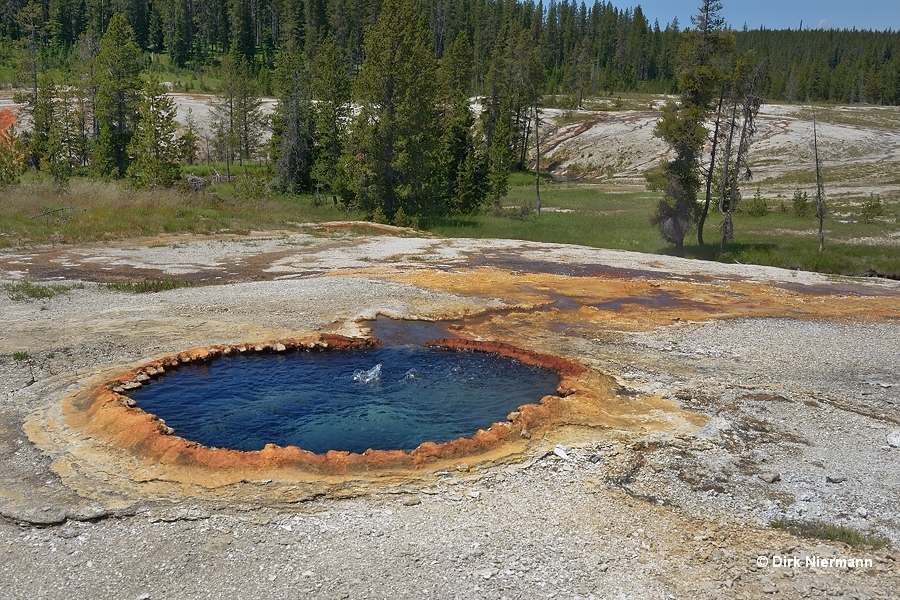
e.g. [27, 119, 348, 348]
[659, 241, 779, 262]
[424, 215, 481, 229]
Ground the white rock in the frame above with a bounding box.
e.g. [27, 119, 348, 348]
[856, 507, 868, 518]
[553, 445, 570, 460]
[886, 430, 900, 448]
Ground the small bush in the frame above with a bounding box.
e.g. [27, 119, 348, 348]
[861, 194, 884, 224]
[392, 206, 411, 228]
[233, 173, 269, 203]
[793, 189, 811, 217]
[746, 189, 768, 217]
[372, 206, 388, 224]
[12, 351, 30, 360]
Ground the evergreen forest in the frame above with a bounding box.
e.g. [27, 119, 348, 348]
[3, 0, 899, 104]
[1, 0, 899, 234]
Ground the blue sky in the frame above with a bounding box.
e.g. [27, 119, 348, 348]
[631, 1, 899, 32]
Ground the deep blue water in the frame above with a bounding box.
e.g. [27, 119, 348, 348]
[128, 347, 560, 454]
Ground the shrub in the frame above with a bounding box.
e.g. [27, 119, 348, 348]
[746, 188, 768, 217]
[372, 206, 388, 224]
[792, 189, 811, 217]
[392, 206, 410, 228]
[3, 281, 81, 301]
[105, 278, 195, 293]
[861, 194, 884, 224]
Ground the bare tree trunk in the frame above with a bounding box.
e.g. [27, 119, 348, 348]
[534, 101, 541, 216]
[720, 90, 761, 254]
[718, 98, 738, 214]
[813, 111, 826, 252]
[698, 89, 725, 246]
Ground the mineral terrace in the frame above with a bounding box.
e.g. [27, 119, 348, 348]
[0, 225, 898, 599]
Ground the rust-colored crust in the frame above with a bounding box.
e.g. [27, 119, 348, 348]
[65, 333, 586, 479]
[427, 338, 584, 377]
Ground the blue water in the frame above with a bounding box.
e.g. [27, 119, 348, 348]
[128, 347, 559, 454]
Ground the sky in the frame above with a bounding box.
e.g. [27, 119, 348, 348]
[631, 1, 899, 32]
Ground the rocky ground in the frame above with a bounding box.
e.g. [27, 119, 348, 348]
[0, 227, 897, 599]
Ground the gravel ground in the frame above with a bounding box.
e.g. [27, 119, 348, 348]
[0, 230, 897, 599]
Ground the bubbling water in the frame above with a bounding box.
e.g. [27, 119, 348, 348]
[128, 346, 560, 454]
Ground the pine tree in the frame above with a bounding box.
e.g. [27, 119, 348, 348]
[212, 52, 263, 175]
[341, 0, 443, 221]
[718, 53, 763, 253]
[15, 1, 45, 105]
[437, 32, 488, 215]
[486, 105, 513, 208]
[93, 13, 143, 178]
[230, 0, 255, 65]
[24, 77, 57, 170]
[0, 128, 26, 189]
[651, 0, 732, 253]
[311, 33, 352, 204]
[170, 0, 193, 68]
[271, 39, 314, 194]
[179, 108, 200, 166]
[126, 75, 183, 188]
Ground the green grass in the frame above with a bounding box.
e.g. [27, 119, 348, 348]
[0, 175, 355, 247]
[1, 174, 897, 278]
[3, 281, 82, 301]
[432, 181, 900, 278]
[432, 182, 664, 252]
[105, 278, 198, 293]
[771, 519, 890, 550]
[12, 351, 30, 360]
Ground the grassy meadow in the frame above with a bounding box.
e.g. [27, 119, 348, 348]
[1, 170, 897, 278]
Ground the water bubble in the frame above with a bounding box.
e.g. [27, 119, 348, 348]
[352, 364, 382, 384]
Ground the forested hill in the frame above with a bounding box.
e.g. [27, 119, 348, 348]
[2, 0, 899, 104]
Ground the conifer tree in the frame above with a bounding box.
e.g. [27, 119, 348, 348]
[179, 109, 200, 165]
[717, 53, 762, 252]
[93, 13, 142, 178]
[271, 39, 314, 194]
[212, 51, 263, 175]
[437, 32, 488, 215]
[230, 0, 255, 65]
[651, 0, 732, 253]
[341, 0, 443, 221]
[0, 128, 25, 189]
[311, 34, 352, 204]
[127, 75, 183, 188]
[24, 77, 57, 171]
[170, 0, 193, 68]
[15, 1, 45, 105]
[486, 105, 514, 207]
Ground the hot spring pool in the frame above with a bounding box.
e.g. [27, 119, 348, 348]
[128, 346, 560, 454]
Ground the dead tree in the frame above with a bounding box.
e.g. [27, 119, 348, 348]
[719, 62, 763, 254]
[698, 89, 726, 246]
[813, 111, 826, 252]
[534, 100, 541, 216]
